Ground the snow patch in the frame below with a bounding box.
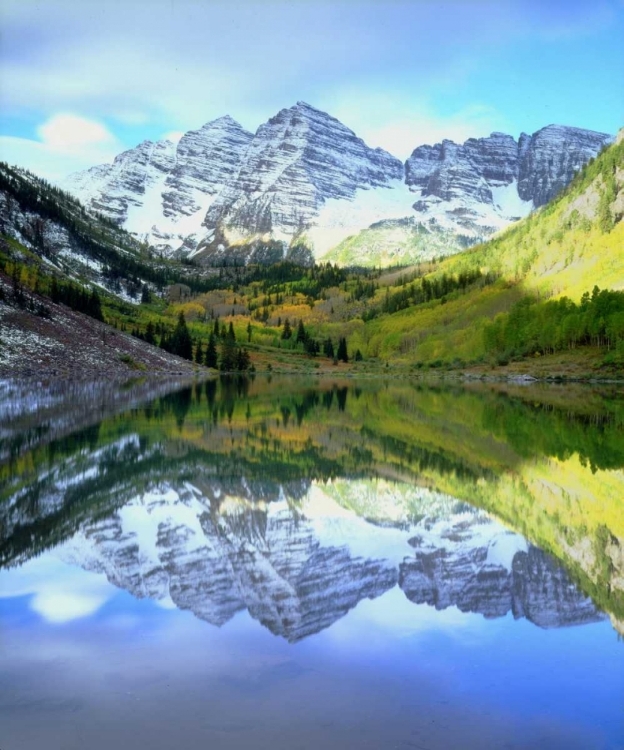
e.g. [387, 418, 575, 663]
[486, 533, 528, 572]
[491, 180, 533, 219]
[308, 179, 417, 255]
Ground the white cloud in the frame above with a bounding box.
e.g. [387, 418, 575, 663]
[0, 113, 121, 183]
[0, 554, 115, 624]
[31, 591, 111, 624]
[37, 113, 115, 150]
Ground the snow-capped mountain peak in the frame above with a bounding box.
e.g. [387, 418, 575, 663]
[62, 105, 612, 266]
[62, 115, 253, 256]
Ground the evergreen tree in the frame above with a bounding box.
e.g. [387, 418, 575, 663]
[337, 337, 349, 363]
[228, 321, 236, 341]
[296, 319, 307, 344]
[281, 318, 292, 340]
[354, 348, 363, 361]
[219, 336, 238, 371]
[87, 288, 103, 321]
[304, 337, 319, 356]
[145, 321, 156, 345]
[141, 284, 151, 304]
[195, 340, 204, 364]
[205, 333, 218, 368]
[236, 347, 251, 371]
[170, 312, 193, 360]
[50, 276, 60, 303]
[323, 337, 334, 359]
[247, 321, 252, 342]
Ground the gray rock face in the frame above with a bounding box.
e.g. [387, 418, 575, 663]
[198, 101, 403, 249]
[59, 482, 398, 641]
[404, 125, 611, 236]
[399, 531, 600, 628]
[53, 480, 601, 640]
[62, 117, 253, 255]
[406, 132, 520, 205]
[61, 106, 612, 265]
[161, 116, 253, 220]
[517, 124, 611, 206]
[198, 117, 610, 262]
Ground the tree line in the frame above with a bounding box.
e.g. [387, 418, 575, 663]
[143, 312, 251, 372]
[483, 286, 624, 361]
[363, 268, 496, 320]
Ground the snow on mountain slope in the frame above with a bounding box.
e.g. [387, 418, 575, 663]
[62, 117, 253, 256]
[196, 115, 611, 264]
[53, 478, 600, 639]
[306, 178, 418, 256]
[62, 103, 612, 266]
[405, 126, 611, 240]
[183, 101, 406, 261]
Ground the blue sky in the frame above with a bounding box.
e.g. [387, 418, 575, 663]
[0, 0, 622, 180]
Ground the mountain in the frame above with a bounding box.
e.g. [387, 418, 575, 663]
[354, 129, 624, 368]
[400, 531, 600, 628]
[63, 103, 611, 267]
[327, 125, 612, 265]
[0, 161, 144, 281]
[0, 160, 224, 301]
[43, 479, 601, 639]
[62, 117, 254, 256]
[194, 101, 404, 264]
[0, 162, 219, 378]
[405, 125, 612, 228]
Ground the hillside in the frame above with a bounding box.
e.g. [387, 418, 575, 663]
[119, 128, 622, 378]
[0, 265, 201, 379]
[0, 129, 622, 380]
[0, 163, 247, 377]
[0, 162, 225, 300]
[348, 129, 624, 369]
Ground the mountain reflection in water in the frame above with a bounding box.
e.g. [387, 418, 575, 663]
[46, 477, 600, 641]
[1, 376, 623, 750]
[1, 375, 623, 634]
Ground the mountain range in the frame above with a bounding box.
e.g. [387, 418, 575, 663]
[62, 102, 612, 267]
[5, 463, 602, 640]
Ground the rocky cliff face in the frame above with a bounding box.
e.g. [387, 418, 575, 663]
[58, 481, 399, 641]
[517, 125, 612, 206]
[53, 479, 601, 640]
[400, 527, 600, 628]
[162, 116, 254, 221]
[62, 104, 611, 266]
[195, 101, 403, 261]
[62, 118, 253, 255]
[404, 125, 612, 239]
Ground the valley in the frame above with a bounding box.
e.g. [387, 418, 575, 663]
[0, 110, 622, 381]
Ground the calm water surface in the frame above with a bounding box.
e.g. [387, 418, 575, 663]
[0, 377, 623, 750]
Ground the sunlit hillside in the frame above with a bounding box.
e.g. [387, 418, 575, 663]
[353, 130, 624, 367]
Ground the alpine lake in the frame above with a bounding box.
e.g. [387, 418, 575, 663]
[1, 375, 623, 750]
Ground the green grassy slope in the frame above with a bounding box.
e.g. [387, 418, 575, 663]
[322, 218, 473, 267]
[355, 131, 624, 367]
